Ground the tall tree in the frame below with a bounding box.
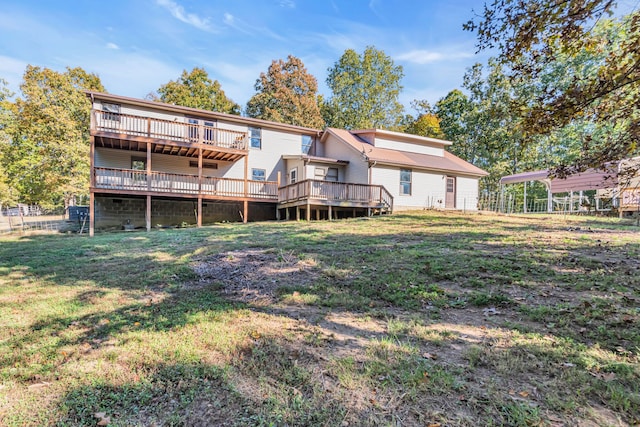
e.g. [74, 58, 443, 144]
[2, 66, 104, 208]
[153, 67, 241, 115]
[323, 46, 404, 130]
[0, 79, 17, 209]
[246, 55, 324, 128]
[403, 100, 444, 139]
[465, 2, 640, 176]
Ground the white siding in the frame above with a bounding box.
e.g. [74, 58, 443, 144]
[95, 148, 235, 177]
[373, 137, 443, 157]
[323, 135, 369, 184]
[456, 177, 480, 211]
[371, 165, 446, 210]
[247, 128, 302, 182]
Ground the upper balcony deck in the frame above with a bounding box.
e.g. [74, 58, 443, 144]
[91, 110, 249, 162]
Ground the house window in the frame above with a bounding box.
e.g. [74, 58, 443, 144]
[131, 157, 147, 182]
[204, 121, 215, 142]
[400, 169, 412, 195]
[289, 168, 297, 184]
[189, 160, 218, 170]
[315, 167, 339, 181]
[249, 127, 262, 149]
[326, 167, 339, 182]
[131, 157, 146, 171]
[187, 118, 199, 141]
[252, 168, 266, 181]
[187, 118, 216, 142]
[302, 135, 313, 154]
[102, 103, 120, 121]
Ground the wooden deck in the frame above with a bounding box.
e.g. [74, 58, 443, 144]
[91, 111, 248, 162]
[93, 167, 278, 202]
[278, 179, 393, 214]
[92, 169, 393, 213]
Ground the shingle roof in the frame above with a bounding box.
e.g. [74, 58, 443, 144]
[325, 128, 488, 177]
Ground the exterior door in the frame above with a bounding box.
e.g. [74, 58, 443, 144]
[445, 177, 456, 208]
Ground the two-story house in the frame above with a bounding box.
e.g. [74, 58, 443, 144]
[87, 92, 487, 235]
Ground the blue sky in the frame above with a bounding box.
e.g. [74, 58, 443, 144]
[0, 0, 634, 113]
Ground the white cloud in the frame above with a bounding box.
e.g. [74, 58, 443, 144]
[397, 49, 473, 64]
[156, 0, 214, 32]
[85, 53, 181, 98]
[278, 0, 295, 8]
[223, 13, 234, 26]
[0, 55, 28, 93]
[106, 42, 119, 50]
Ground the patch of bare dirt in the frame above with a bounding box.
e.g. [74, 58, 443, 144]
[191, 249, 319, 304]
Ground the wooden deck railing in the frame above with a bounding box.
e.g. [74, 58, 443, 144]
[278, 179, 393, 210]
[94, 167, 277, 199]
[93, 110, 248, 149]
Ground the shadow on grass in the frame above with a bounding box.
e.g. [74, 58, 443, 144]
[1, 213, 640, 424]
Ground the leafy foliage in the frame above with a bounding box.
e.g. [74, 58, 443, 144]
[246, 55, 324, 129]
[323, 46, 404, 130]
[152, 67, 241, 115]
[465, 1, 640, 175]
[0, 79, 17, 207]
[402, 100, 445, 139]
[0, 66, 104, 207]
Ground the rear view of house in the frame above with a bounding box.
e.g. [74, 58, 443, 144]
[87, 92, 487, 235]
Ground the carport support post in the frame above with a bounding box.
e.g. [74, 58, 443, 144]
[547, 187, 553, 213]
[523, 181, 527, 214]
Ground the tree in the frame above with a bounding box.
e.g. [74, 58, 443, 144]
[465, 1, 640, 176]
[0, 79, 17, 209]
[403, 100, 444, 139]
[246, 55, 324, 128]
[153, 67, 241, 115]
[1, 66, 104, 208]
[323, 46, 404, 129]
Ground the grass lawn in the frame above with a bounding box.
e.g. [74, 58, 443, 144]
[1, 211, 639, 426]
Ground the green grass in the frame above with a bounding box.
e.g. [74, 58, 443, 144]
[1, 211, 639, 426]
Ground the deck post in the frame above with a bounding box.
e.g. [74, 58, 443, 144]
[197, 148, 203, 227]
[286, 207, 290, 221]
[296, 206, 300, 221]
[89, 135, 95, 237]
[146, 195, 151, 232]
[328, 205, 332, 221]
[276, 171, 281, 220]
[243, 156, 248, 223]
[89, 192, 95, 237]
[146, 142, 152, 191]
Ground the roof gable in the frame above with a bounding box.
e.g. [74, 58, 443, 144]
[323, 128, 488, 177]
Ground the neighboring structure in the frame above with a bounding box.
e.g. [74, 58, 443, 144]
[498, 158, 640, 215]
[88, 92, 487, 235]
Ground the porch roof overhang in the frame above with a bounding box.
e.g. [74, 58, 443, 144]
[281, 154, 349, 165]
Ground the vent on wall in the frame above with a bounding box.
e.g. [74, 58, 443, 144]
[189, 161, 218, 169]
